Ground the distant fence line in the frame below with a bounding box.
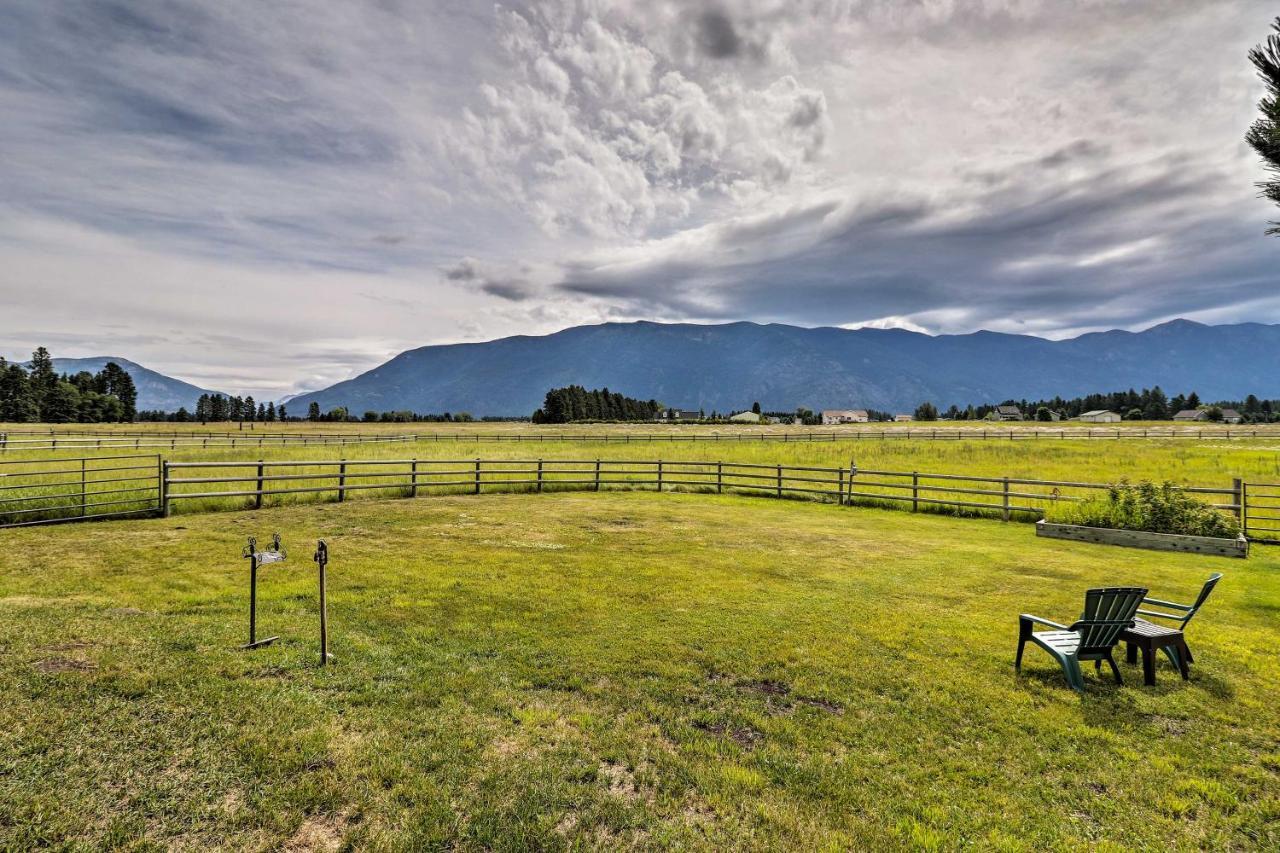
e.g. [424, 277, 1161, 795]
[5, 454, 1276, 543]
[5, 425, 1280, 453]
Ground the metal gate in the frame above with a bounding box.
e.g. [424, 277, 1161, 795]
[0, 454, 162, 528]
[1243, 483, 1280, 544]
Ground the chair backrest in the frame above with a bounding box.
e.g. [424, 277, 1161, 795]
[1072, 587, 1147, 651]
[1180, 573, 1223, 628]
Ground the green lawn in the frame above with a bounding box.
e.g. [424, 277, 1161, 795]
[2, 492, 1278, 849]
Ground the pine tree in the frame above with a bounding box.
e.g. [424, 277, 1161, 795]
[308, 401, 321, 422]
[1248, 18, 1280, 233]
[28, 347, 58, 419]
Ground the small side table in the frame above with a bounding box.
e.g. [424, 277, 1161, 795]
[1121, 620, 1190, 686]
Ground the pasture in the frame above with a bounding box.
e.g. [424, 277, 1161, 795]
[1, 493, 1278, 849]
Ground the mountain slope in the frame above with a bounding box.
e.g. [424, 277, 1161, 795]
[286, 320, 1280, 416]
[50, 357, 219, 412]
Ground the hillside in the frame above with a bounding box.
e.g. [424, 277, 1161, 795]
[49, 357, 218, 412]
[285, 319, 1280, 416]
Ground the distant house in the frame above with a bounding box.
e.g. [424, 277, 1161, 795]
[1173, 409, 1207, 422]
[822, 409, 869, 425]
[1076, 410, 1121, 423]
[894, 414, 913, 422]
[1219, 408, 1244, 424]
[729, 410, 761, 423]
[660, 409, 703, 421]
[991, 405, 1024, 421]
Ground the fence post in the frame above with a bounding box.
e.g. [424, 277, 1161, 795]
[537, 459, 544, 493]
[717, 461, 723, 494]
[338, 460, 347, 502]
[776, 464, 783, 498]
[160, 460, 170, 518]
[255, 460, 264, 509]
[1002, 477, 1010, 521]
[1234, 478, 1245, 527]
[912, 471, 919, 512]
[80, 458, 87, 517]
[595, 459, 601, 491]
[474, 459, 481, 494]
[847, 461, 857, 505]
[410, 459, 418, 498]
[657, 460, 663, 492]
[837, 466, 844, 504]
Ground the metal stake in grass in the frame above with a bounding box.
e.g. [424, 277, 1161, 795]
[314, 540, 332, 666]
[242, 533, 284, 649]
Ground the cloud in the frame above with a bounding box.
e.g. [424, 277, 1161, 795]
[1, 0, 1278, 396]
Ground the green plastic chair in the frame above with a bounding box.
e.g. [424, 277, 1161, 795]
[1016, 587, 1147, 692]
[1131, 573, 1222, 672]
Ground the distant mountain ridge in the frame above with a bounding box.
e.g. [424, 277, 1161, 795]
[48, 357, 219, 412]
[285, 319, 1280, 416]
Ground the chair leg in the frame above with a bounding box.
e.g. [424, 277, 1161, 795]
[1141, 647, 1156, 686]
[1063, 657, 1084, 693]
[1183, 644, 1194, 664]
[1175, 641, 1190, 680]
[1161, 645, 1181, 673]
[1105, 653, 1122, 685]
[1015, 618, 1032, 672]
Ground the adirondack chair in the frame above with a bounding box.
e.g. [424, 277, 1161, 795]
[1130, 573, 1222, 672]
[1016, 587, 1147, 692]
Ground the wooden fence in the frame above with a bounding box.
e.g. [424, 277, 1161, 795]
[1243, 483, 1280, 544]
[160, 457, 1245, 528]
[0, 454, 162, 527]
[6, 426, 1280, 453]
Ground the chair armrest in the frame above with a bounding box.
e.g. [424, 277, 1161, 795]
[1141, 597, 1192, 611]
[1020, 613, 1070, 631]
[1136, 608, 1185, 622]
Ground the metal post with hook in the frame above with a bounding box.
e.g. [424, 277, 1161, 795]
[314, 540, 332, 666]
[242, 533, 284, 649]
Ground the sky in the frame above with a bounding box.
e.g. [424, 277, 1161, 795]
[1, 0, 1277, 399]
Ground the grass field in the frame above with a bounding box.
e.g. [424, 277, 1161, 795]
[2, 492, 1279, 849]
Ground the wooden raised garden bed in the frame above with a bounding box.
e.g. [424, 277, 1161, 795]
[1035, 519, 1249, 558]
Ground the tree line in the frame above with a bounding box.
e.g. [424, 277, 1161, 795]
[532, 386, 663, 423]
[904, 387, 1280, 423]
[0, 348, 137, 423]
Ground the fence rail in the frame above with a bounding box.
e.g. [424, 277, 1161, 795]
[0, 454, 162, 528]
[5, 454, 1269, 542]
[161, 457, 1245, 529]
[5, 425, 1280, 453]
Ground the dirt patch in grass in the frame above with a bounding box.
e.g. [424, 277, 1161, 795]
[694, 720, 764, 750]
[599, 761, 639, 799]
[738, 678, 790, 697]
[105, 606, 147, 617]
[34, 656, 97, 673]
[282, 808, 353, 853]
[795, 695, 845, 715]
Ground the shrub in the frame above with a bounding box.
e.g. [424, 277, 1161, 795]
[1047, 479, 1241, 537]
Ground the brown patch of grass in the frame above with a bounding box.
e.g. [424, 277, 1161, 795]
[282, 808, 352, 853]
[34, 657, 97, 673]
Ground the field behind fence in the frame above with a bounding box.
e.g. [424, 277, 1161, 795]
[7, 422, 1280, 452]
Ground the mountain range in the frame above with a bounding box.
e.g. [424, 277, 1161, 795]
[283, 319, 1280, 416]
[33, 319, 1280, 416]
[49, 357, 219, 413]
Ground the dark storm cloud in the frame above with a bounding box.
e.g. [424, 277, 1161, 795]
[443, 258, 535, 302]
[696, 10, 742, 58]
